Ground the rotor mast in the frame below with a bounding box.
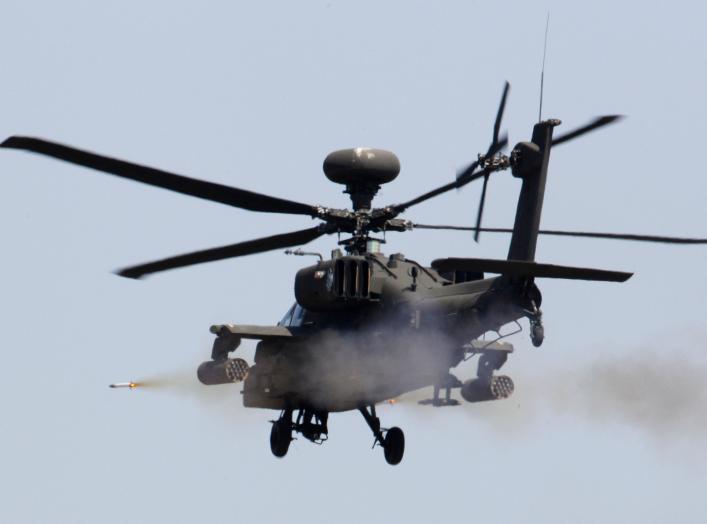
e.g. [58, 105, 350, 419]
[323, 147, 400, 254]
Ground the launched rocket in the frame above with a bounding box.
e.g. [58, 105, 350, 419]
[109, 382, 138, 389]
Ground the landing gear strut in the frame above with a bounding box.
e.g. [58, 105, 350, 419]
[359, 405, 405, 465]
[269, 406, 403, 465]
[269, 408, 329, 459]
[528, 300, 545, 347]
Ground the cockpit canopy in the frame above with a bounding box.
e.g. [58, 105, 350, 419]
[278, 303, 306, 327]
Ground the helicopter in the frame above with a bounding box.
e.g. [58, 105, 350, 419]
[3, 83, 706, 465]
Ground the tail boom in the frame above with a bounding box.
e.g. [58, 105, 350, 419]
[507, 119, 560, 261]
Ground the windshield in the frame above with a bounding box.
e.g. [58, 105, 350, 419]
[277, 303, 306, 327]
[278, 304, 295, 326]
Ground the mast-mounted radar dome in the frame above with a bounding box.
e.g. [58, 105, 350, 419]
[323, 148, 400, 210]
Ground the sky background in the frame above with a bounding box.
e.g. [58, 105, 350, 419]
[1, 1, 706, 523]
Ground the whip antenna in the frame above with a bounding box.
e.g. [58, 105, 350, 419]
[539, 12, 550, 122]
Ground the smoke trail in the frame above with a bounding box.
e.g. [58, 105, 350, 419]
[131, 370, 197, 389]
[539, 345, 707, 438]
[436, 335, 707, 442]
[125, 367, 249, 424]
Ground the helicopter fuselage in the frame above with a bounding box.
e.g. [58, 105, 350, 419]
[210, 253, 536, 412]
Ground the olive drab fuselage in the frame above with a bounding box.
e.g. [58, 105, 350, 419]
[233, 252, 537, 412]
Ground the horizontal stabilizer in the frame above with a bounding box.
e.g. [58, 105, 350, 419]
[432, 258, 632, 282]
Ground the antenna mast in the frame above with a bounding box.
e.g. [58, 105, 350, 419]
[538, 13, 550, 122]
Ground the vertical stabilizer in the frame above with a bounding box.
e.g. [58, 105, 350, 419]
[506, 120, 560, 261]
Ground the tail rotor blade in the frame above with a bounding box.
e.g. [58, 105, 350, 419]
[474, 174, 490, 242]
[490, 81, 510, 154]
[458, 82, 509, 183]
[383, 83, 510, 216]
[468, 82, 508, 228]
[487, 132, 508, 157]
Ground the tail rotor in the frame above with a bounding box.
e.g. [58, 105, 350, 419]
[456, 81, 511, 242]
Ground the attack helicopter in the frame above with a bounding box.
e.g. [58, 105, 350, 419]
[3, 83, 706, 465]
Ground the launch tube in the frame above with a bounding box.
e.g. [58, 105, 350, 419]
[460, 375, 514, 403]
[197, 358, 250, 385]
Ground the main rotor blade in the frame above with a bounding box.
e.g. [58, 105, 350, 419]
[117, 226, 327, 279]
[1, 136, 319, 216]
[412, 223, 707, 244]
[455, 159, 479, 183]
[551, 115, 624, 146]
[390, 168, 489, 214]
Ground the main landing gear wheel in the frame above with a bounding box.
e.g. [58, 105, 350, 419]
[270, 420, 292, 458]
[383, 427, 405, 465]
[359, 405, 405, 466]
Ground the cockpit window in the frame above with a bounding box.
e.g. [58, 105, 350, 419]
[278, 303, 306, 327]
[278, 304, 296, 326]
[291, 304, 306, 327]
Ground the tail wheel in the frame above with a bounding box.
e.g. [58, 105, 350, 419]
[383, 427, 405, 465]
[270, 421, 291, 458]
[531, 323, 544, 347]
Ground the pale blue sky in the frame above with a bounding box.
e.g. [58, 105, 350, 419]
[1, 1, 706, 523]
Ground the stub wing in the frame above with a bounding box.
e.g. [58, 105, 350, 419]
[209, 324, 296, 340]
[464, 339, 514, 353]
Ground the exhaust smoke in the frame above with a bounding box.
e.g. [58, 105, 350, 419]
[542, 345, 707, 438]
[461, 333, 707, 445]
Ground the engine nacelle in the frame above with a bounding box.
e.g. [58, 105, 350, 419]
[294, 257, 374, 312]
[197, 358, 250, 385]
[460, 375, 515, 403]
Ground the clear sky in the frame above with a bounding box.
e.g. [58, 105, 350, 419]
[1, 1, 706, 523]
